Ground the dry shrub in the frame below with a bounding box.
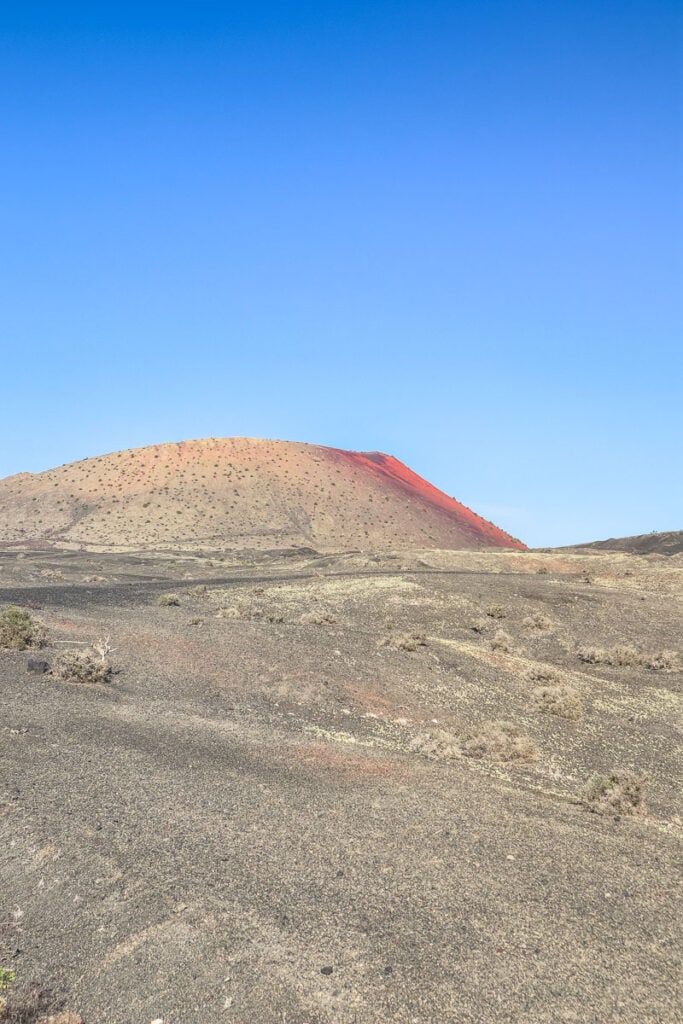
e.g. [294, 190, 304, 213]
[580, 771, 646, 816]
[578, 645, 679, 671]
[643, 650, 680, 672]
[157, 593, 180, 606]
[486, 605, 507, 619]
[188, 584, 208, 599]
[533, 684, 582, 720]
[526, 666, 563, 685]
[458, 720, 537, 762]
[382, 632, 427, 651]
[0, 607, 48, 651]
[491, 630, 513, 653]
[523, 612, 553, 632]
[470, 619, 488, 634]
[536, 565, 549, 574]
[217, 602, 284, 623]
[409, 729, 459, 760]
[299, 611, 336, 625]
[216, 606, 240, 619]
[53, 650, 111, 685]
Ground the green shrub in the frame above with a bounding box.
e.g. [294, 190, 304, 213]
[0, 607, 47, 650]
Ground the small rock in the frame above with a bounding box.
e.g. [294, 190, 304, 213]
[321, 965, 334, 975]
[27, 658, 50, 674]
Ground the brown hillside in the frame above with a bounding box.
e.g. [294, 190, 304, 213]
[0, 437, 524, 552]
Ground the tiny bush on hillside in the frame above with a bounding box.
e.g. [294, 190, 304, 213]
[157, 593, 181, 607]
[382, 632, 427, 651]
[0, 607, 47, 650]
[458, 720, 537, 762]
[486, 605, 507, 619]
[491, 630, 513, 653]
[580, 770, 646, 816]
[578, 645, 679, 671]
[533, 684, 582, 720]
[523, 612, 553, 631]
[299, 611, 336, 625]
[53, 650, 111, 685]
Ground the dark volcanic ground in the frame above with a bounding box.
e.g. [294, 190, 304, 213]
[1, 547, 681, 1023]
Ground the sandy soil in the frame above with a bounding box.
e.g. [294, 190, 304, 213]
[0, 546, 680, 1023]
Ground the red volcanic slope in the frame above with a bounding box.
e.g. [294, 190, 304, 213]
[0, 437, 525, 551]
[336, 449, 520, 549]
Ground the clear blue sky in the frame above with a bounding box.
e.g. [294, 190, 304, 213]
[1, 1, 681, 546]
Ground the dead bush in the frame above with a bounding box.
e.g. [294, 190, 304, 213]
[533, 684, 582, 720]
[580, 770, 646, 816]
[643, 650, 680, 672]
[0, 607, 48, 651]
[491, 630, 513, 653]
[299, 612, 336, 625]
[382, 632, 427, 651]
[578, 645, 679, 671]
[470, 619, 488, 634]
[216, 606, 240, 619]
[526, 666, 563, 685]
[458, 720, 537, 762]
[53, 650, 111, 685]
[409, 729, 459, 760]
[486, 605, 507, 619]
[523, 612, 553, 631]
[157, 593, 180, 607]
[188, 584, 208, 599]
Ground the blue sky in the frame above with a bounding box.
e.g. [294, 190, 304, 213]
[1, 1, 681, 546]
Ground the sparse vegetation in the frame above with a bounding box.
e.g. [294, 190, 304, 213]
[580, 770, 646, 816]
[523, 611, 552, 631]
[53, 649, 112, 685]
[409, 728, 459, 760]
[470, 618, 488, 634]
[382, 631, 427, 651]
[486, 604, 506, 619]
[0, 607, 47, 650]
[299, 611, 336, 625]
[578, 645, 679, 671]
[458, 720, 537, 762]
[533, 684, 582, 720]
[157, 593, 181, 606]
[491, 629, 513, 652]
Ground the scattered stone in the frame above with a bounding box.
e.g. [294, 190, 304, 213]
[27, 658, 50, 674]
[321, 965, 334, 975]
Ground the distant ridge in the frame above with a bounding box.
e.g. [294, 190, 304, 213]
[551, 530, 683, 557]
[0, 437, 525, 552]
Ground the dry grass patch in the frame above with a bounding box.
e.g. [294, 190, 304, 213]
[0, 607, 48, 650]
[580, 770, 647, 816]
[578, 645, 679, 671]
[458, 720, 537, 762]
[523, 612, 553, 631]
[157, 593, 181, 606]
[533, 684, 582, 720]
